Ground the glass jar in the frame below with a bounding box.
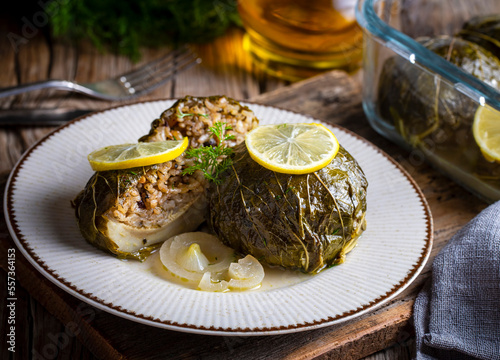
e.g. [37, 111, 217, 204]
[238, 0, 363, 81]
[356, 0, 500, 202]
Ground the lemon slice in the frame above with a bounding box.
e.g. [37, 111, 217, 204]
[472, 105, 500, 162]
[245, 123, 339, 174]
[88, 137, 188, 171]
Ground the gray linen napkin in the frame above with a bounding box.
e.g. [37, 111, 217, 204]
[414, 201, 500, 360]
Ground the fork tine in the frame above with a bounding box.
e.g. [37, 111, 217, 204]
[126, 50, 198, 88]
[142, 50, 197, 80]
[117, 46, 190, 83]
[0, 45, 200, 101]
[130, 53, 201, 95]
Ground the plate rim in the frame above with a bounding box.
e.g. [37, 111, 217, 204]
[3, 98, 433, 336]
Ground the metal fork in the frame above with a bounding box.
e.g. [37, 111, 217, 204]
[0, 46, 201, 101]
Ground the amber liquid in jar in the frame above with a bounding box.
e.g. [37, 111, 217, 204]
[238, 0, 363, 80]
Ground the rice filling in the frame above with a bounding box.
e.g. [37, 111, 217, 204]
[106, 154, 206, 228]
[139, 95, 258, 147]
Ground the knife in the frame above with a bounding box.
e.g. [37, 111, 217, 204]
[0, 108, 94, 126]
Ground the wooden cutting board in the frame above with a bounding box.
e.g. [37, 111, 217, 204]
[0, 70, 487, 360]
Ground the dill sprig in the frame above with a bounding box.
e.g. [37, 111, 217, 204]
[47, 0, 241, 62]
[182, 122, 235, 184]
[177, 109, 209, 119]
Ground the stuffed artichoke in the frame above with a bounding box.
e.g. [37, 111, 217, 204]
[207, 143, 368, 274]
[74, 95, 258, 260]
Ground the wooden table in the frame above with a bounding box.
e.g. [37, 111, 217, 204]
[0, 10, 488, 360]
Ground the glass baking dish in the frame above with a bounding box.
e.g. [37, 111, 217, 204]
[356, 0, 500, 202]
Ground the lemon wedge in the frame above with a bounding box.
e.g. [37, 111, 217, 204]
[472, 105, 500, 163]
[88, 137, 188, 171]
[245, 123, 339, 174]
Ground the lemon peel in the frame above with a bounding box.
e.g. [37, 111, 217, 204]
[473, 105, 500, 163]
[88, 137, 188, 171]
[245, 123, 339, 174]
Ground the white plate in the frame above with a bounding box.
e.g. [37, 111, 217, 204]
[4, 100, 432, 336]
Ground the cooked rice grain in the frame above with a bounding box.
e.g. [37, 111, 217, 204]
[108, 96, 257, 228]
[107, 154, 206, 228]
[139, 95, 258, 147]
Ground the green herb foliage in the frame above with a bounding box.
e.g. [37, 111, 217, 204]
[47, 0, 241, 61]
[182, 122, 235, 184]
[177, 109, 209, 119]
[207, 143, 368, 273]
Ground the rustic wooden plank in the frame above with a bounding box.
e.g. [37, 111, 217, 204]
[43, 38, 79, 109]
[31, 298, 69, 360]
[16, 127, 54, 151]
[10, 28, 51, 109]
[0, 130, 25, 174]
[251, 70, 363, 124]
[0, 26, 284, 116]
[2, 37, 179, 114]
[11, 22, 64, 154]
[362, 339, 415, 360]
[30, 295, 97, 360]
[0, 16, 19, 109]
[0, 20, 34, 173]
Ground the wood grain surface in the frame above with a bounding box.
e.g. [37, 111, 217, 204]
[0, 4, 489, 360]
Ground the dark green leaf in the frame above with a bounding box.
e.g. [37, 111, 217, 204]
[208, 143, 368, 274]
[47, 0, 240, 61]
